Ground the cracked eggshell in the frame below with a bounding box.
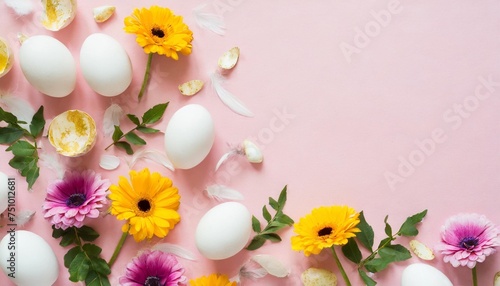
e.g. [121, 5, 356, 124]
[401, 263, 453, 286]
[243, 139, 263, 163]
[301, 268, 338, 286]
[218, 47, 240, 70]
[80, 33, 133, 97]
[19, 35, 76, 97]
[93, 6, 115, 23]
[0, 37, 13, 78]
[41, 0, 77, 31]
[0, 230, 59, 286]
[495, 271, 500, 286]
[409, 239, 435, 260]
[164, 104, 215, 169]
[48, 110, 97, 157]
[178, 80, 204, 96]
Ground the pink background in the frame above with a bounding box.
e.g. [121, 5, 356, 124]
[1, 0, 500, 285]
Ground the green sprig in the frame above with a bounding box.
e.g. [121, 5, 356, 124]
[341, 209, 427, 285]
[0, 106, 45, 189]
[247, 185, 294, 251]
[104, 102, 168, 155]
[52, 226, 111, 286]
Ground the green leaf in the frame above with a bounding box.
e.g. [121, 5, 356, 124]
[0, 127, 24, 144]
[25, 162, 39, 190]
[136, 126, 160, 134]
[342, 238, 362, 264]
[277, 185, 287, 211]
[112, 126, 123, 142]
[64, 246, 82, 268]
[69, 252, 90, 282]
[357, 211, 374, 252]
[6, 140, 36, 156]
[89, 257, 111, 275]
[262, 206, 272, 222]
[268, 197, 279, 211]
[251, 216, 261, 232]
[125, 132, 146, 146]
[126, 114, 141, 126]
[0, 107, 18, 125]
[364, 257, 391, 273]
[384, 215, 392, 237]
[398, 209, 427, 237]
[378, 244, 411, 263]
[246, 236, 266, 251]
[378, 237, 393, 249]
[276, 214, 294, 226]
[264, 221, 289, 233]
[60, 228, 76, 247]
[29, 106, 45, 137]
[114, 141, 134, 155]
[78, 226, 100, 242]
[358, 269, 377, 286]
[261, 233, 282, 242]
[85, 270, 111, 286]
[82, 244, 102, 258]
[8, 156, 31, 171]
[52, 226, 66, 239]
[142, 102, 168, 125]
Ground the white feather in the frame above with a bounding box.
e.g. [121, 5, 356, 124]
[152, 243, 197, 261]
[4, 0, 34, 16]
[239, 266, 268, 280]
[0, 93, 35, 130]
[39, 151, 65, 179]
[102, 103, 124, 137]
[215, 150, 238, 171]
[205, 184, 244, 201]
[15, 210, 35, 227]
[251, 254, 290, 278]
[193, 4, 226, 35]
[210, 72, 254, 117]
[99, 155, 120, 170]
[127, 148, 174, 171]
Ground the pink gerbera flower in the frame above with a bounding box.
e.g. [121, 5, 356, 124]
[42, 170, 110, 230]
[119, 250, 187, 286]
[436, 213, 500, 269]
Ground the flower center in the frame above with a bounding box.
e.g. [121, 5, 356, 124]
[318, 227, 333, 237]
[460, 236, 479, 250]
[66, 193, 86, 208]
[151, 27, 165, 38]
[144, 276, 162, 286]
[137, 199, 151, 212]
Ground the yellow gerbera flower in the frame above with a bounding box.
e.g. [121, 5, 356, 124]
[124, 6, 193, 59]
[291, 205, 360, 256]
[109, 168, 181, 242]
[189, 273, 236, 286]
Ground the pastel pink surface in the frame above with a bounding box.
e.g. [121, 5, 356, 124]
[1, 1, 500, 285]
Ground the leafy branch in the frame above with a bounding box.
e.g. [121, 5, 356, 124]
[104, 102, 168, 155]
[0, 106, 45, 189]
[341, 209, 428, 286]
[52, 226, 111, 286]
[247, 185, 294, 250]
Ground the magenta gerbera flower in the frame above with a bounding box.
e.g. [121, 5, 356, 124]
[436, 213, 500, 268]
[42, 170, 110, 230]
[119, 250, 187, 286]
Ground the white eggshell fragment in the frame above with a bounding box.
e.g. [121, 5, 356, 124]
[409, 239, 435, 260]
[401, 263, 453, 286]
[80, 33, 133, 97]
[48, 110, 97, 157]
[0, 230, 59, 286]
[19, 35, 76, 97]
[195, 202, 251, 260]
[495, 271, 500, 286]
[178, 80, 204, 96]
[93, 6, 115, 23]
[41, 0, 77, 31]
[301, 268, 338, 286]
[0, 172, 9, 214]
[0, 37, 13, 78]
[164, 104, 215, 169]
[218, 47, 240, 70]
[243, 139, 263, 163]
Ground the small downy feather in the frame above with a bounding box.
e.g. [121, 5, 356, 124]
[0, 93, 35, 130]
[215, 150, 238, 171]
[127, 148, 174, 171]
[4, 0, 34, 16]
[152, 243, 197, 261]
[102, 103, 124, 137]
[193, 4, 226, 35]
[205, 184, 244, 201]
[251, 254, 290, 278]
[39, 151, 65, 179]
[99, 154, 120, 170]
[15, 210, 35, 227]
[210, 72, 254, 117]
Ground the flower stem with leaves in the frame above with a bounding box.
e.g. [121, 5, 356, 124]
[247, 185, 294, 250]
[105, 102, 168, 155]
[0, 106, 45, 189]
[137, 53, 154, 101]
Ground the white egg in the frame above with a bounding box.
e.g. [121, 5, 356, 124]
[195, 202, 251, 260]
[19, 35, 76, 97]
[0, 230, 59, 286]
[80, 33, 133, 97]
[401, 263, 453, 286]
[0, 172, 9, 213]
[164, 104, 215, 169]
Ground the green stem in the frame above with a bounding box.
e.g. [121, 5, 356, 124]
[472, 266, 477, 286]
[104, 126, 139, 150]
[138, 53, 153, 101]
[108, 230, 129, 268]
[332, 246, 352, 286]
